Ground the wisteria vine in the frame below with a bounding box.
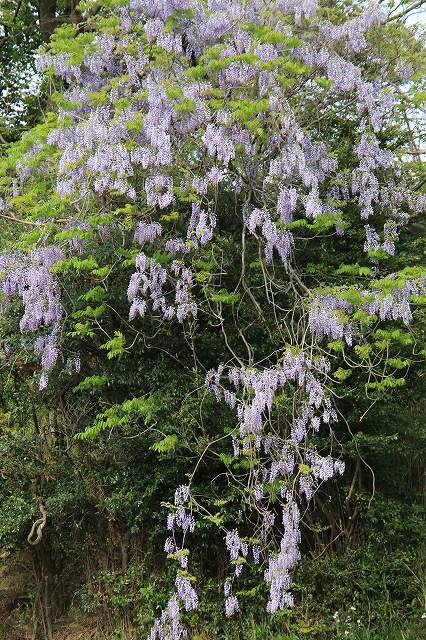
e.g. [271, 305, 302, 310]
[0, 1, 425, 638]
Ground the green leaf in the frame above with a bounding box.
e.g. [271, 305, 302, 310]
[203, 512, 223, 526]
[333, 367, 352, 381]
[206, 288, 241, 304]
[354, 344, 372, 359]
[413, 91, 426, 107]
[92, 266, 111, 278]
[79, 286, 106, 303]
[367, 376, 406, 392]
[75, 395, 157, 440]
[387, 357, 410, 369]
[72, 304, 106, 320]
[68, 322, 96, 338]
[298, 463, 312, 475]
[100, 331, 126, 359]
[327, 340, 345, 353]
[151, 434, 179, 453]
[73, 374, 109, 393]
[336, 263, 372, 277]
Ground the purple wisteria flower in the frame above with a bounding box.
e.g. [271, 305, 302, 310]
[0, 247, 64, 388]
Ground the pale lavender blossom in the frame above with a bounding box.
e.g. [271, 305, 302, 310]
[175, 576, 198, 611]
[145, 175, 174, 209]
[134, 221, 162, 246]
[225, 595, 239, 617]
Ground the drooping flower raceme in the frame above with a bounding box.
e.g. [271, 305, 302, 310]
[205, 351, 343, 612]
[0, 247, 64, 389]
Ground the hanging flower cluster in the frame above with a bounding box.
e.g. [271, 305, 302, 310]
[0, 247, 64, 389]
[309, 278, 426, 345]
[205, 351, 344, 616]
[150, 485, 197, 639]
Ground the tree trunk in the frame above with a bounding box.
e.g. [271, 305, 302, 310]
[38, 0, 57, 41]
[38, 0, 82, 42]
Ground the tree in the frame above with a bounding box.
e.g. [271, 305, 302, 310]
[0, 0, 81, 139]
[0, 1, 425, 638]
